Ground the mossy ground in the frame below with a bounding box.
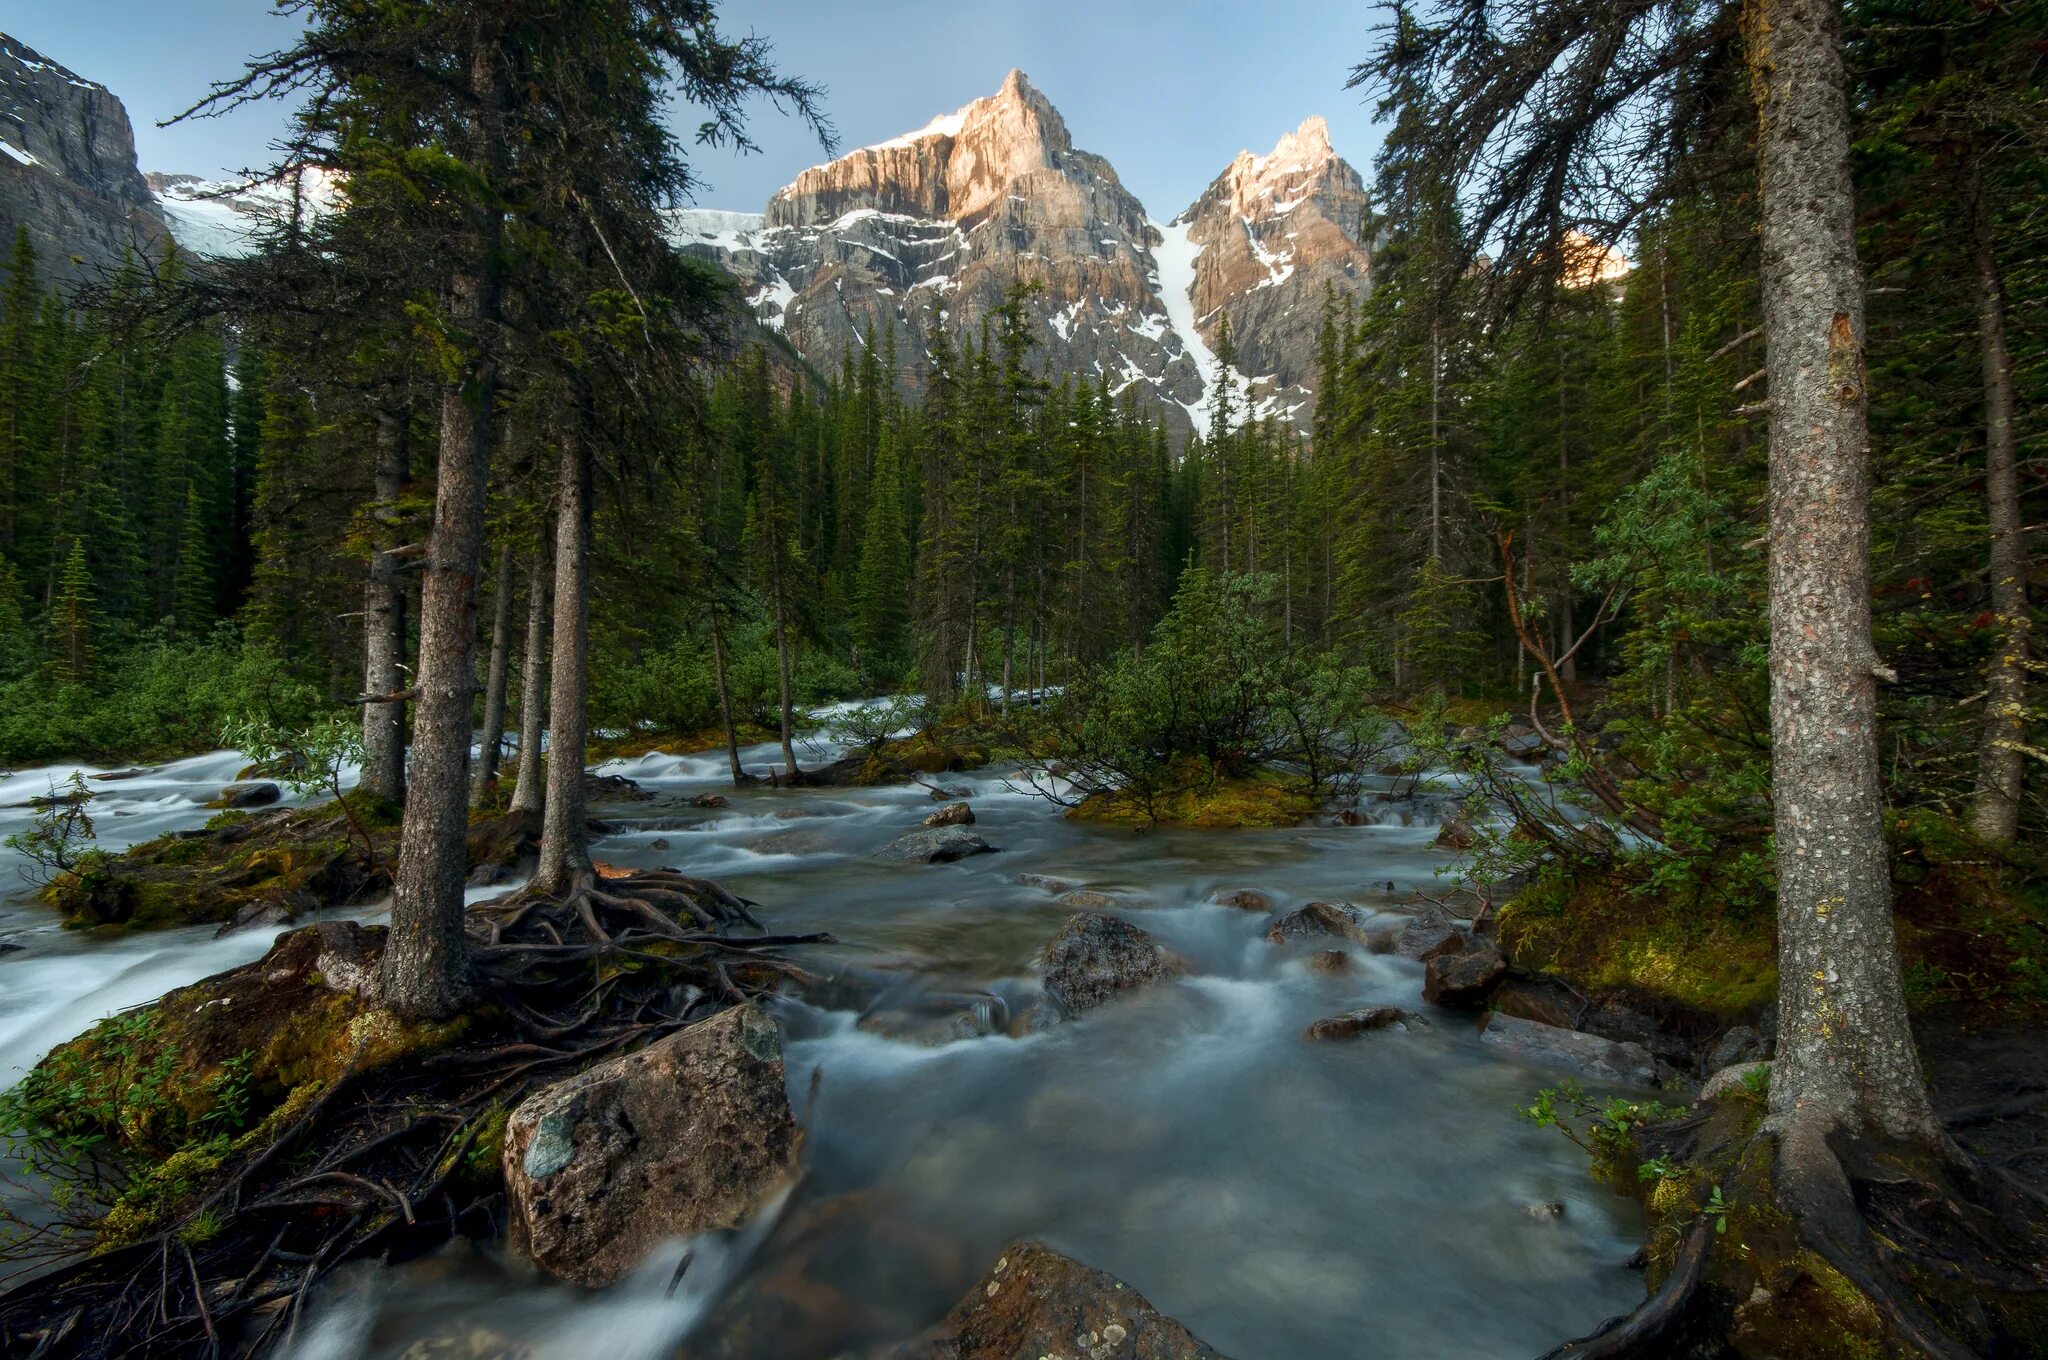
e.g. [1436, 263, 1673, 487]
[41, 799, 540, 933]
[1069, 767, 1319, 829]
[587, 721, 779, 762]
[1498, 811, 2048, 1025]
[2, 924, 478, 1250]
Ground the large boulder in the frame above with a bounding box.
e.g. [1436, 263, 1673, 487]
[502, 1002, 803, 1288]
[895, 1240, 1232, 1360]
[1040, 912, 1180, 1016]
[1265, 900, 1371, 945]
[1422, 937, 1507, 1006]
[877, 827, 998, 863]
[1477, 1012, 1658, 1087]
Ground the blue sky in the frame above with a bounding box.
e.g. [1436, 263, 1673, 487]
[9, 0, 1392, 218]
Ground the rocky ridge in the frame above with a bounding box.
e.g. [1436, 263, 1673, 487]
[0, 34, 167, 289]
[671, 71, 1377, 439]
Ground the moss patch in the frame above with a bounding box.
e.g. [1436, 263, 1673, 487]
[1497, 873, 1780, 1020]
[42, 800, 540, 933]
[1070, 768, 1319, 829]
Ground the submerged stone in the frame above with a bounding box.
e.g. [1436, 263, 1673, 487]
[1478, 1012, 1658, 1087]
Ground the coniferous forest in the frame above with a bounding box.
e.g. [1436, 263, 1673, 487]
[0, 3, 2043, 1359]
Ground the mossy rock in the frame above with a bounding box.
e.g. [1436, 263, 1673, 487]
[1070, 769, 1319, 829]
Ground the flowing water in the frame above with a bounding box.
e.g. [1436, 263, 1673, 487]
[0, 723, 1645, 1360]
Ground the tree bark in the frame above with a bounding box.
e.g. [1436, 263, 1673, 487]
[359, 401, 410, 806]
[508, 534, 550, 815]
[1747, 0, 1939, 1145]
[470, 538, 515, 806]
[534, 416, 594, 894]
[380, 35, 504, 1021]
[770, 544, 798, 779]
[1966, 166, 2026, 846]
[709, 598, 745, 787]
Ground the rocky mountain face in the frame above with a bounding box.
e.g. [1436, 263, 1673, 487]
[0, 38, 1374, 438]
[0, 34, 166, 289]
[673, 72, 1374, 439]
[1173, 116, 1373, 429]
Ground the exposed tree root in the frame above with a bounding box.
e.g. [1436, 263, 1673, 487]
[0, 870, 831, 1360]
[1539, 1099, 2048, 1360]
[1537, 1220, 1714, 1359]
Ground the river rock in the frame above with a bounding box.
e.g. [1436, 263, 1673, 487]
[1212, 888, 1275, 912]
[688, 793, 730, 809]
[1017, 872, 1078, 893]
[502, 1001, 802, 1288]
[212, 896, 304, 937]
[1304, 1006, 1413, 1040]
[931, 785, 973, 800]
[877, 827, 997, 863]
[217, 782, 282, 809]
[1265, 900, 1371, 945]
[1705, 1024, 1768, 1073]
[1422, 938, 1506, 1006]
[1307, 949, 1349, 974]
[1434, 816, 1476, 850]
[1699, 1060, 1772, 1103]
[1393, 905, 1460, 960]
[925, 801, 976, 828]
[1478, 1013, 1658, 1087]
[1056, 888, 1124, 912]
[1491, 975, 1584, 1029]
[1040, 912, 1180, 1015]
[894, 1240, 1231, 1360]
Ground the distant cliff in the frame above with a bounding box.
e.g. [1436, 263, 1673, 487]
[0, 34, 167, 290]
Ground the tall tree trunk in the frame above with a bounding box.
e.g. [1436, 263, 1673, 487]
[1557, 342, 1576, 684]
[359, 401, 410, 806]
[1967, 167, 2026, 846]
[770, 549, 797, 779]
[381, 265, 496, 1020]
[1748, 0, 1938, 1145]
[470, 538, 514, 806]
[379, 32, 507, 1021]
[709, 598, 744, 786]
[534, 417, 594, 895]
[509, 535, 549, 815]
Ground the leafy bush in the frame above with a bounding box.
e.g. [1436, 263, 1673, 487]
[1037, 570, 1392, 818]
[0, 624, 328, 766]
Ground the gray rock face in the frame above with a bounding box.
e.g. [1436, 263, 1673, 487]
[1478, 1012, 1659, 1088]
[502, 1002, 803, 1288]
[0, 37, 167, 290]
[1040, 911, 1179, 1015]
[876, 826, 997, 863]
[895, 1240, 1232, 1360]
[670, 73, 1374, 440]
